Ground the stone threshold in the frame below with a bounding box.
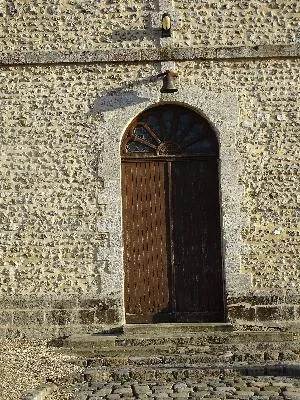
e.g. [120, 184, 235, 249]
[123, 322, 233, 335]
[0, 44, 299, 67]
[60, 322, 234, 348]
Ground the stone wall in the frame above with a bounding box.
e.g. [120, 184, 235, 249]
[0, 0, 299, 337]
[0, 0, 157, 52]
[0, 0, 299, 52]
[0, 63, 161, 338]
[177, 58, 299, 289]
[176, 58, 299, 326]
[173, 0, 299, 47]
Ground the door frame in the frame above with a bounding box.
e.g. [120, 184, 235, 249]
[121, 104, 225, 323]
[95, 89, 249, 328]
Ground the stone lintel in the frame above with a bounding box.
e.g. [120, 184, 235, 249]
[0, 44, 299, 67]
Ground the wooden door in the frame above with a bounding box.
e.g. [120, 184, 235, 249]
[171, 159, 224, 322]
[121, 105, 225, 323]
[122, 160, 172, 323]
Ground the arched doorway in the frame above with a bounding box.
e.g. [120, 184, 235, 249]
[121, 104, 225, 323]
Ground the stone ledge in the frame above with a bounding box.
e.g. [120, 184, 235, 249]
[0, 44, 299, 66]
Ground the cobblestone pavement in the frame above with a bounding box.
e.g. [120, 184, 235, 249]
[72, 375, 300, 400]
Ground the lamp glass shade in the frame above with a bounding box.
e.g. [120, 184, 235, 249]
[161, 13, 171, 37]
[162, 14, 171, 30]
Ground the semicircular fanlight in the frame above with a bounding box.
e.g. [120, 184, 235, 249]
[122, 105, 218, 156]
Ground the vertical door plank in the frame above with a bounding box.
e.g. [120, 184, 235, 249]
[122, 161, 170, 322]
[171, 158, 224, 322]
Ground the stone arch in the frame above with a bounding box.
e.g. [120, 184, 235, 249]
[96, 86, 249, 326]
[121, 103, 225, 323]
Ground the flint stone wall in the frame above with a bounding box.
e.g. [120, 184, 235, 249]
[0, 0, 299, 52]
[0, 0, 299, 337]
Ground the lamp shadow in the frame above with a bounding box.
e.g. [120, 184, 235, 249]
[89, 72, 160, 114]
[108, 29, 160, 47]
[107, 11, 160, 47]
[90, 89, 150, 114]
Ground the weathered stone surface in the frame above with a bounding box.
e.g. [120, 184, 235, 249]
[282, 389, 300, 397]
[234, 390, 255, 399]
[154, 393, 169, 399]
[170, 393, 191, 399]
[132, 384, 152, 395]
[173, 1, 299, 49]
[173, 382, 188, 392]
[106, 395, 122, 400]
[113, 387, 133, 395]
[1, 44, 299, 67]
[190, 392, 211, 399]
[93, 388, 113, 396]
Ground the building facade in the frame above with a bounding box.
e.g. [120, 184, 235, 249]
[0, 0, 299, 338]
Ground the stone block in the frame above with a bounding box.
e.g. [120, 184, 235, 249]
[227, 294, 283, 307]
[256, 306, 295, 322]
[79, 299, 100, 309]
[256, 306, 279, 321]
[0, 311, 13, 325]
[227, 304, 256, 321]
[78, 309, 95, 325]
[52, 298, 79, 310]
[193, 48, 217, 59]
[45, 309, 73, 325]
[13, 310, 44, 326]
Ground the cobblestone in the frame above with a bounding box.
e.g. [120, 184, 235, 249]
[70, 375, 300, 400]
[95, 388, 113, 396]
[173, 382, 188, 392]
[113, 387, 133, 395]
[154, 393, 170, 399]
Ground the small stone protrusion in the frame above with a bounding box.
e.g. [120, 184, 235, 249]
[7, 0, 17, 16]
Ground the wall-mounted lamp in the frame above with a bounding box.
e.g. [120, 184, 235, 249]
[161, 13, 171, 38]
[158, 70, 178, 93]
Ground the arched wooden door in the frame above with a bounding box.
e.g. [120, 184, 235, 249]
[121, 105, 225, 323]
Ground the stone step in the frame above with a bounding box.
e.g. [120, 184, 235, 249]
[60, 342, 300, 360]
[83, 364, 241, 383]
[115, 331, 300, 347]
[61, 331, 300, 352]
[86, 353, 234, 367]
[63, 333, 117, 349]
[66, 348, 298, 370]
[59, 333, 300, 362]
[85, 349, 299, 368]
[56, 344, 176, 358]
[123, 323, 233, 336]
[83, 361, 300, 384]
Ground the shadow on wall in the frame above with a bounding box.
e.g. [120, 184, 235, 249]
[90, 90, 150, 114]
[108, 29, 159, 46]
[107, 12, 159, 46]
[89, 72, 161, 114]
